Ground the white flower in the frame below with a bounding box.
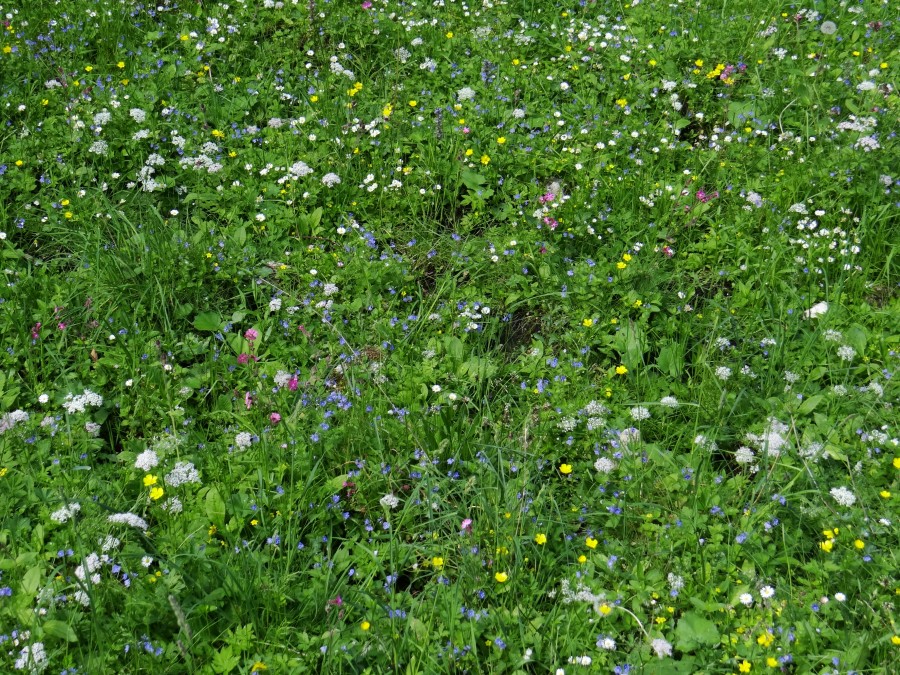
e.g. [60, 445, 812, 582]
[659, 396, 679, 408]
[165, 462, 201, 487]
[234, 431, 253, 449]
[715, 366, 732, 381]
[38, 394, 49, 404]
[14, 642, 47, 671]
[431, 384, 442, 393]
[380, 493, 399, 509]
[567, 655, 591, 666]
[830, 486, 856, 507]
[803, 301, 829, 319]
[107, 512, 148, 530]
[594, 457, 616, 473]
[321, 172, 341, 187]
[834, 592, 846, 602]
[837, 345, 855, 362]
[630, 406, 651, 421]
[760, 585, 775, 599]
[739, 592, 754, 606]
[457, 86, 476, 101]
[269, 297, 282, 312]
[50, 503, 81, 524]
[141, 556, 154, 568]
[597, 636, 616, 650]
[820, 21, 837, 35]
[650, 638, 673, 658]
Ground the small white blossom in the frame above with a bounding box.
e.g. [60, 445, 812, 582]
[830, 486, 856, 507]
[650, 638, 673, 658]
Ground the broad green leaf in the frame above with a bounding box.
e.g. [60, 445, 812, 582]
[205, 487, 226, 528]
[675, 611, 720, 652]
[43, 620, 78, 642]
[193, 311, 223, 332]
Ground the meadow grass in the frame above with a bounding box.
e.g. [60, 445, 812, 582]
[0, 0, 898, 673]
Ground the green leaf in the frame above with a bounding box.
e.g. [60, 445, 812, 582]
[43, 619, 78, 642]
[22, 566, 42, 595]
[211, 646, 240, 674]
[675, 611, 720, 652]
[205, 487, 226, 528]
[193, 311, 223, 332]
[461, 170, 487, 190]
[797, 395, 823, 415]
[326, 474, 349, 493]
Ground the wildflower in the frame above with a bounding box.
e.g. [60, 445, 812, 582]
[535, 533, 547, 545]
[480, 154, 490, 165]
[135, 450, 159, 471]
[739, 661, 752, 673]
[803, 301, 828, 319]
[837, 345, 856, 362]
[820, 539, 834, 552]
[760, 585, 775, 599]
[577, 555, 587, 563]
[107, 513, 148, 530]
[143, 474, 158, 487]
[582, 318, 593, 327]
[854, 539, 865, 549]
[594, 457, 616, 473]
[251, 662, 267, 672]
[361, 621, 371, 631]
[149, 487, 164, 500]
[830, 486, 856, 507]
[461, 518, 473, 534]
[660, 396, 679, 408]
[651, 638, 673, 658]
[586, 537, 598, 549]
[408, 100, 417, 107]
[715, 366, 732, 381]
[615, 365, 628, 375]
[820, 21, 837, 35]
[496, 136, 506, 145]
[739, 593, 754, 606]
[766, 657, 779, 668]
[380, 493, 399, 509]
[559, 463, 573, 475]
[494, 571, 508, 583]
[597, 603, 612, 615]
[432, 556, 444, 568]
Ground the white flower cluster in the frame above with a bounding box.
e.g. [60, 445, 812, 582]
[135, 449, 160, 471]
[235, 431, 253, 449]
[50, 502, 81, 524]
[165, 462, 201, 487]
[0, 409, 29, 435]
[594, 457, 616, 473]
[830, 486, 856, 507]
[107, 512, 148, 530]
[63, 390, 103, 414]
[379, 493, 400, 509]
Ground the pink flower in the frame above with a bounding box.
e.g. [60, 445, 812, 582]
[270, 412, 282, 425]
[237, 353, 250, 365]
[57, 322, 66, 331]
[461, 518, 473, 534]
[244, 391, 253, 409]
[288, 375, 299, 391]
[362, 0, 372, 7]
[244, 328, 259, 341]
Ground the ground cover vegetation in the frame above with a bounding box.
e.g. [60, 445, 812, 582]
[1, 0, 898, 672]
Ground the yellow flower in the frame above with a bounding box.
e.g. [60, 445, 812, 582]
[512, 58, 520, 66]
[208, 524, 217, 536]
[64, 212, 73, 219]
[892, 635, 900, 645]
[582, 318, 593, 327]
[559, 463, 573, 475]
[615, 365, 628, 375]
[535, 533, 547, 545]
[585, 537, 598, 549]
[149, 487, 164, 501]
[143, 474, 158, 487]
[623, 253, 632, 261]
[432, 556, 444, 568]
[854, 539, 865, 549]
[408, 100, 417, 107]
[61, 199, 70, 206]
[893, 457, 900, 469]
[820, 539, 834, 553]
[577, 554, 587, 563]
[41, 99, 49, 106]
[250, 519, 259, 526]
[496, 136, 506, 144]
[85, 65, 93, 72]
[117, 61, 125, 68]
[252, 662, 268, 672]
[382, 103, 393, 118]
[615, 98, 628, 108]
[361, 620, 371, 631]
[480, 154, 490, 165]
[739, 660, 751, 673]
[0, 467, 7, 477]
[211, 129, 225, 138]
[15, 160, 23, 166]
[633, 300, 643, 308]
[649, 59, 657, 66]
[766, 657, 779, 668]
[310, 95, 318, 102]
[446, 31, 453, 38]
[880, 490, 891, 498]
[597, 603, 612, 615]
[757, 631, 774, 647]
[617, 261, 627, 269]
[694, 59, 704, 67]
[494, 571, 508, 583]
